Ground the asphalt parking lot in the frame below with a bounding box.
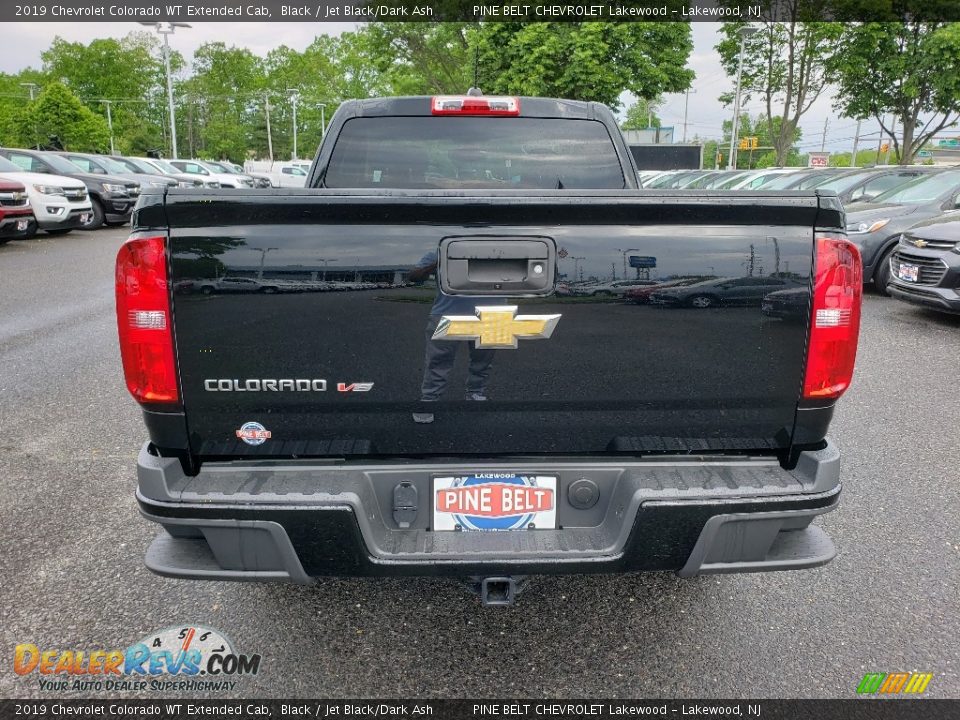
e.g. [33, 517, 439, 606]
[1, 227, 958, 699]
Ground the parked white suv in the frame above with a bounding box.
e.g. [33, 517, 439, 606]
[134, 158, 220, 188]
[216, 160, 272, 188]
[0, 156, 92, 235]
[170, 160, 255, 189]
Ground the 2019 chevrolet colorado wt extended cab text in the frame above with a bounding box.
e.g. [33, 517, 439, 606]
[117, 95, 862, 605]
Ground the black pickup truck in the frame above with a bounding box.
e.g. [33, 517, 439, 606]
[117, 95, 862, 605]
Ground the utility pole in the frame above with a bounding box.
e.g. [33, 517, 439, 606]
[768, 236, 781, 275]
[851, 119, 861, 166]
[886, 116, 897, 165]
[875, 115, 886, 165]
[728, 25, 758, 170]
[618, 247, 639, 279]
[287, 89, 300, 160]
[21, 83, 39, 148]
[319, 103, 327, 138]
[682, 88, 696, 143]
[820, 117, 829, 152]
[101, 100, 115, 155]
[187, 102, 195, 158]
[263, 92, 273, 162]
[252, 246, 278, 280]
[571, 256, 586, 282]
[162, 30, 177, 157]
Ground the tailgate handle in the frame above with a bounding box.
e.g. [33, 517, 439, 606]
[439, 238, 555, 296]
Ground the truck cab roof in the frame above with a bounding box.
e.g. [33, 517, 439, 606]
[342, 95, 608, 120]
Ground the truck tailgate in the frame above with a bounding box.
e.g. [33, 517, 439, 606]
[159, 191, 824, 459]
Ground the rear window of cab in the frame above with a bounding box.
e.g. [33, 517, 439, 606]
[323, 116, 626, 190]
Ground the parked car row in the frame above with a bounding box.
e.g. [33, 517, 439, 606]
[0, 148, 294, 242]
[639, 165, 941, 196]
[638, 164, 960, 316]
[0, 153, 93, 239]
[176, 276, 403, 295]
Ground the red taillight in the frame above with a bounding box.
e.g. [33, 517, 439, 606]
[803, 233, 862, 400]
[115, 235, 180, 405]
[431, 95, 520, 116]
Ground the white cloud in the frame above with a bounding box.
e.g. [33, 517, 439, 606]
[1, 20, 938, 155]
[0, 21, 353, 74]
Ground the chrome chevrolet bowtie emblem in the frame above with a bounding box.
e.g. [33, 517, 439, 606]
[433, 306, 561, 349]
[909, 238, 928, 248]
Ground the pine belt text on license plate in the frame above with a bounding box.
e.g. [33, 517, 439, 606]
[433, 474, 557, 531]
[898, 263, 919, 282]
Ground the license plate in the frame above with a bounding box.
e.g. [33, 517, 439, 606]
[433, 474, 557, 531]
[898, 263, 919, 282]
[80, 213, 91, 224]
[16, 219, 28, 231]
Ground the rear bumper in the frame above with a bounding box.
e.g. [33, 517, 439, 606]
[136, 441, 842, 583]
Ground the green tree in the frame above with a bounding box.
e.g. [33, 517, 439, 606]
[689, 135, 722, 169]
[354, 22, 473, 95]
[828, 17, 960, 164]
[0, 69, 46, 147]
[18, 82, 110, 151]
[477, 23, 693, 111]
[828, 148, 905, 167]
[720, 113, 803, 168]
[621, 98, 663, 130]
[183, 43, 266, 161]
[41, 33, 167, 154]
[261, 36, 375, 160]
[717, 3, 842, 165]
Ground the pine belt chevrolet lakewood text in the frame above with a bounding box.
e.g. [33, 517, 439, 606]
[117, 95, 862, 605]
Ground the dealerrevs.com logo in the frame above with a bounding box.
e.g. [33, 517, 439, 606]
[14, 625, 261, 693]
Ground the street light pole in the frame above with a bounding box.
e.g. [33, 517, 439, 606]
[251, 246, 279, 280]
[101, 100, 115, 154]
[316, 257, 338, 281]
[618, 247, 639, 279]
[727, 25, 758, 170]
[287, 89, 300, 159]
[140, 22, 190, 159]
